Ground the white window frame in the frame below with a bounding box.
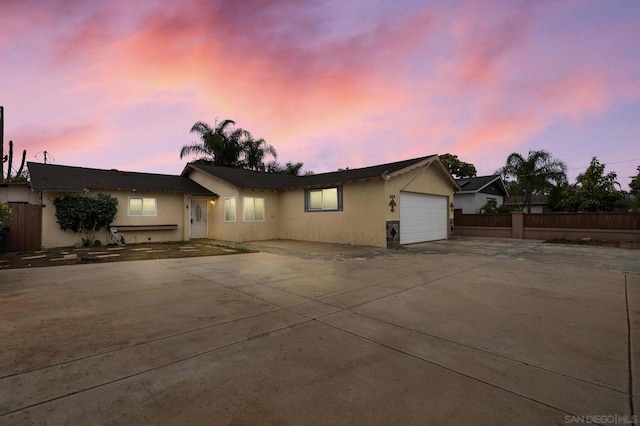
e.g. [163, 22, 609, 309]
[224, 197, 236, 222]
[305, 186, 342, 212]
[242, 197, 265, 222]
[128, 197, 157, 217]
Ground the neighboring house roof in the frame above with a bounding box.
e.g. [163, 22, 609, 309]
[183, 155, 460, 190]
[27, 162, 215, 196]
[504, 194, 549, 206]
[455, 175, 508, 196]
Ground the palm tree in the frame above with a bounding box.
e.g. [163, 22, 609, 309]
[239, 132, 277, 171]
[266, 161, 308, 175]
[180, 119, 244, 167]
[500, 150, 567, 213]
[282, 161, 304, 175]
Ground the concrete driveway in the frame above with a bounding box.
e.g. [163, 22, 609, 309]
[1, 238, 638, 425]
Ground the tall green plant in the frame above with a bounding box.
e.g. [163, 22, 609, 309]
[53, 193, 118, 246]
[558, 157, 627, 212]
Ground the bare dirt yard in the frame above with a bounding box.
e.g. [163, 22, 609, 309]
[0, 241, 254, 270]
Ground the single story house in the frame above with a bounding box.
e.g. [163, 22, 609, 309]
[27, 162, 215, 248]
[454, 175, 508, 213]
[27, 154, 459, 249]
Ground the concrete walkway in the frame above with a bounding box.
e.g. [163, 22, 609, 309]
[1, 238, 638, 425]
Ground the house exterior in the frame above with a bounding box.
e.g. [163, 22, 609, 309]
[27, 155, 459, 249]
[27, 162, 215, 248]
[183, 155, 459, 248]
[454, 175, 508, 213]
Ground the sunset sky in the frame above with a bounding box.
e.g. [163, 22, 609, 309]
[1, 0, 639, 188]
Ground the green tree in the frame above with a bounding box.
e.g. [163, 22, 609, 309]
[629, 166, 640, 212]
[630, 166, 640, 195]
[500, 150, 567, 214]
[439, 153, 477, 178]
[180, 119, 244, 167]
[53, 193, 118, 246]
[559, 157, 627, 212]
[479, 198, 518, 214]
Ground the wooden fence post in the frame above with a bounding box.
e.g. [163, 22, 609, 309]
[512, 212, 524, 239]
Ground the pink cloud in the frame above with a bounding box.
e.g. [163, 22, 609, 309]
[1, 0, 638, 184]
[12, 121, 107, 162]
[41, 1, 437, 170]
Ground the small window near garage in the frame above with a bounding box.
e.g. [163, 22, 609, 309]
[224, 197, 236, 222]
[305, 187, 342, 212]
[128, 197, 157, 216]
[243, 197, 265, 222]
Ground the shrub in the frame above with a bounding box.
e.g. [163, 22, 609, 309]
[479, 199, 518, 214]
[53, 193, 118, 246]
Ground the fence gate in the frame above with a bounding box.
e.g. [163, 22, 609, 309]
[7, 203, 42, 252]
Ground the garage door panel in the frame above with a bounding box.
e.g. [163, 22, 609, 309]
[400, 192, 447, 244]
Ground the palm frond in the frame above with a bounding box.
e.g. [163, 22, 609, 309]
[180, 143, 212, 160]
[190, 121, 213, 136]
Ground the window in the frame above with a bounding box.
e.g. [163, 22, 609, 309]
[243, 197, 265, 222]
[128, 197, 157, 216]
[305, 187, 342, 211]
[224, 197, 236, 222]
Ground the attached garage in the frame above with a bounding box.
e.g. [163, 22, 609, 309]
[399, 192, 448, 244]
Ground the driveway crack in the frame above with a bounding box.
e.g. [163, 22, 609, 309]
[625, 274, 636, 418]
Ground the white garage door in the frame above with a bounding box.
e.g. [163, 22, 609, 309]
[400, 192, 447, 244]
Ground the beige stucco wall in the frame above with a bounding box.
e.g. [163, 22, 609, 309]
[0, 183, 40, 204]
[186, 169, 240, 242]
[39, 190, 190, 249]
[236, 189, 281, 241]
[278, 180, 386, 247]
[384, 163, 455, 222]
[185, 169, 280, 242]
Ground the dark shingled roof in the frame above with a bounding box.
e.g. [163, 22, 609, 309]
[456, 175, 503, 192]
[186, 155, 441, 190]
[28, 162, 215, 196]
[185, 164, 301, 190]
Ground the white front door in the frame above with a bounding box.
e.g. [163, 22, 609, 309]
[190, 199, 208, 238]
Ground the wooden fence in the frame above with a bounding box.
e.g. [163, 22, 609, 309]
[6, 203, 42, 251]
[453, 209, 640, 242]
[453, 210, 511, 227]
[523, 212, 639, 230]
